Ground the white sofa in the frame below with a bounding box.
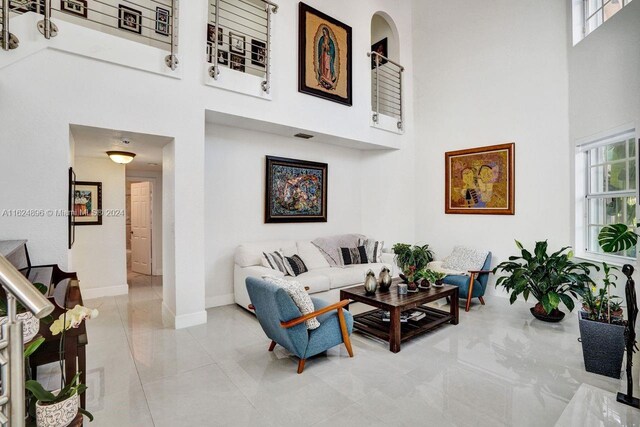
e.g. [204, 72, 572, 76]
[234, 239, 395, 311]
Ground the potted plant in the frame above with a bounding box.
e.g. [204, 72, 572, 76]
[0, 282, 49, 343]
[493, 240, 598, 322]
[392, 243, 434, 291]
[26, 304, 98, 426]
[577, 223, 638, 378]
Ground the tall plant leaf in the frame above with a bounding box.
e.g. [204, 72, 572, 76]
[598, 223, 638, 253]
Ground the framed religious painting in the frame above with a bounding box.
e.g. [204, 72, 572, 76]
[72, 181, 103, 225]
[445, 143, 515, 215]
[265, 156, 328, 223]
[298, 2, 352, 106]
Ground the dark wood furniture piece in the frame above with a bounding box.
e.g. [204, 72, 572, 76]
[340, 278, 459, 353]
[0, 240, 88, 416]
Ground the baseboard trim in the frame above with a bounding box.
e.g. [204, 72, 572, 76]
[205, 294, 234, 308]
[162, 303, 207, 329]
[82, 284, 128, 300]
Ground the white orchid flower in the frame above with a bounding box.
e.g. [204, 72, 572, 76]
[50, 305, 99, 336]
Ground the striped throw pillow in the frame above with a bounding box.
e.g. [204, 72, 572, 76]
[340, 246, 369, 265]
[360, 239, 384, 263]
[285, 255, 308, 276]
[262, 251, 291, 275]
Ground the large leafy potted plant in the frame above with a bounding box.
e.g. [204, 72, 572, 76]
[392, 243, 434, 291]
[577, 223, 638, 378]
[493, 240, 598, 322]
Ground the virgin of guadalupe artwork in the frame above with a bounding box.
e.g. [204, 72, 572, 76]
[298, 3, 352, 106]
[445, 143, 515, 215]
[265, 156, 328, 223]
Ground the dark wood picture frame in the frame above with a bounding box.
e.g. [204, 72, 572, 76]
[251, 39, 266, 67]
[61, 0, 88, 18]
[371, 37, 388, 69]
[265, 156, 328, 223]
[445, 143, 515, 215]
[207, 24, 223, 45]
[298, 2, 352, 106]
[118, 4, 142, 35]
[230, 53, 245, 72]
[229, 32, 245, 55]
[72, 181, 103, 226]
[155, 6, 170, 36]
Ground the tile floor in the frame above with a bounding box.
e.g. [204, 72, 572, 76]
[38, 273, 640, 426]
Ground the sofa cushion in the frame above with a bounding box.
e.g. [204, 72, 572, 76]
[296, 241, 330, 270]
[235, 240, 296, 267]
[360, 238, 384, 263]
[284, 269, 331, 293]
[284, 255, 309, 276]
[311, 234, 366, 266]
[263, 276, 320, 330]
[442, 247, 489, 272]
[340, 246, 369, 265]
[261, 251, 291, 275]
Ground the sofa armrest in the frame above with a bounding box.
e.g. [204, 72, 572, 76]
[234, 265, 285, 311]
[243, 265, 285, 279]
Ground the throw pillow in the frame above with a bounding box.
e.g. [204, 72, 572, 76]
[285, 255, 309, 277]
[442, 246, 489, 272]
[340, 246, 369, 265]
[360, 238, 384, 263]
[262, 276, 320, 330]
[261, 251, 291, 276]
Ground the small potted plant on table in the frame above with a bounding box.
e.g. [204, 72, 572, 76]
[392, 243, 434, 292]
[493, 240, 598, 322]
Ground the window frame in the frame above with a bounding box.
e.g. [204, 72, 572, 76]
[576, 129, 638, 265]
[582, 0, 634, 39]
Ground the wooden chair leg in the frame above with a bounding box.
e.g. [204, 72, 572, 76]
[466, 274, 476, 312]
[337, 307, 354, 357]
[297, 358, 306, 374]
[479, 296, 486, 305]
[268, 340, 276, 352]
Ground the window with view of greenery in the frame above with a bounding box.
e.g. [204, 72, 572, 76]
[584, 0, 634, 38]
[585, 135, 637, 258]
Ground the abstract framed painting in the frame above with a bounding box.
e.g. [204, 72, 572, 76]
[73, 181, 103, 226]
[265, 156, 328, 223]
[445, 143, 515, 215]
[298, 2, 352, 106]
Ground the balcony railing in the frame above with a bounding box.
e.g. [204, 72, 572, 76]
[369, 51, 404, 131]
[1, 0, 179, 69]
[207, 0, 277, 93]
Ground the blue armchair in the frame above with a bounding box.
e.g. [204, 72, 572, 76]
[442, 252, 492, 312]
[245, 277, 354, 374]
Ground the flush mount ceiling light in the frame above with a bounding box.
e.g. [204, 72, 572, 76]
[107, 151, 136, 164]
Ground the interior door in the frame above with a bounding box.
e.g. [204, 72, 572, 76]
[131, 181, 152, 275]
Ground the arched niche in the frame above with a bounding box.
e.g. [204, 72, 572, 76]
[370, 12, 400, 63]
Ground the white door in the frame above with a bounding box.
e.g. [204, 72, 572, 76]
[131, 182, 152, 275]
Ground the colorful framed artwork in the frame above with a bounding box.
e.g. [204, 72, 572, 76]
[118, 4, 142, 35]
[371, 37, 388, 69]
[207, 24, 223, 45]
[73, 181, 103, 226]
[445, 143, 515, 215]
[61, 0, 87, 18]
[230, 53, 245, 72]
[251, 39, 266, 67]
[298, 2, 352, 106]
[229, 32, 245, 55]
[155, 7, 170, 36]
[265, 156, 328, 223]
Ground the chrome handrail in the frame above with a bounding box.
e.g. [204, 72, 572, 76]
[368, 51, 405, 130]
[0, 255, 54, 427]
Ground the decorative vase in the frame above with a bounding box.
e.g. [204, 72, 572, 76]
[530, 302, 565, 322]
[0, 311, 40, 343]
[378, 267, 392, 291]
[578, 311, 625, 378]
[364, 270, 378, 295]
[35, 391, 79, 427]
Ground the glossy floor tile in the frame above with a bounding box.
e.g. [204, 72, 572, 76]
[36, 273, 639, 426]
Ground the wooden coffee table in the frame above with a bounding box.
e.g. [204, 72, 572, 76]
[339, 278, 459, 353]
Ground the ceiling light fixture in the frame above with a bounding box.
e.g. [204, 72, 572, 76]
[107, 151, 136, 164]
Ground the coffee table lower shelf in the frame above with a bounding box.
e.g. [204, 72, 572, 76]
[352, 306, 453, 344]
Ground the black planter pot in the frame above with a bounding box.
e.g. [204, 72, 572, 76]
[529, 305, 565, 322]
[578, 311, 625, 379]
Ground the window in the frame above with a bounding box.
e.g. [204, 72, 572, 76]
[583, 133, 637, 259]
[583, 0, 634, 38]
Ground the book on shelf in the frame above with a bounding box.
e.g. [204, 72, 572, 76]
[381, 310, 425, 322]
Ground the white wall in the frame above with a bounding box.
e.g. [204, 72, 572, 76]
[412, 0, 571, 297]
[126, 170, 164, 276]
[71, 157, 127, 298]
